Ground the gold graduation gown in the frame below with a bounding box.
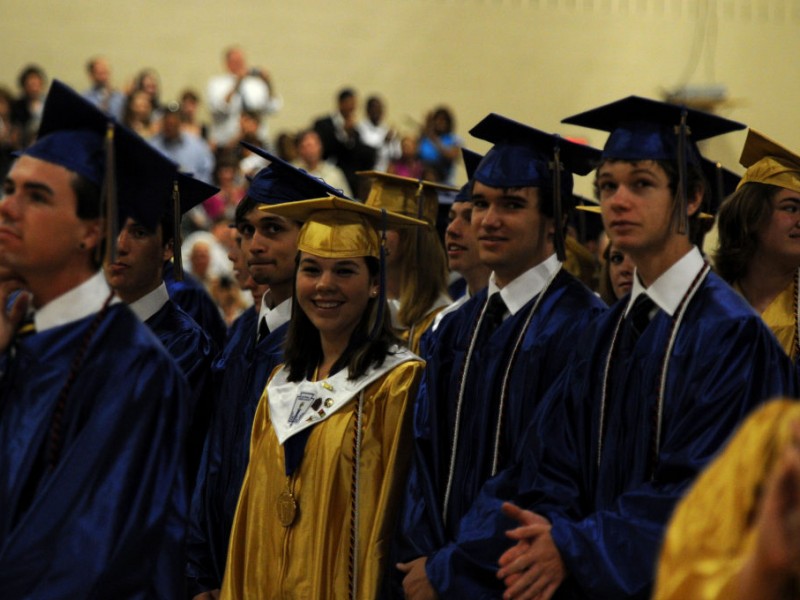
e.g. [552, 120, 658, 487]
[654, 399, 800, 600]
[220, 352, 424, 600]
[736, 279, 798, 361]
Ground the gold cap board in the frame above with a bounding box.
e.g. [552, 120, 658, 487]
[357, 171, 457, 226]
[738, 128, 800, 194]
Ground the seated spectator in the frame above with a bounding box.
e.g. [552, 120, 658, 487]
[418, 105, 462, 185]
[388, 135, 424, 179]
[274, 130, 298, 163]
[149, 104, 215, 184]
[180, 88, 209, 140]
[0, 86, 16, 177]
[82, 56, 125, 119]
[357, 95, 400, 172]
[123, 89, 158, 139]
[10, 64, 46, 148]
[292, 129, 352, 197]
[203, 153, 246, 223]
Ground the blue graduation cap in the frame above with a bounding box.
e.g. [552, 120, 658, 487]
[454, 147, 484, 202]
[561, 95, 746, 233]
[241, 141, 351, 205]
[468, 112, 602, 260]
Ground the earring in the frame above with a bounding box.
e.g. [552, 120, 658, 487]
[370, 289, 378, 297]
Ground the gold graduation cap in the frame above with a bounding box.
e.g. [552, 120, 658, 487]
[357, 171, 457, 226]
[260, 195, 427, 259]
[262, 195, 427, 339]
[738, 128, 800, 194]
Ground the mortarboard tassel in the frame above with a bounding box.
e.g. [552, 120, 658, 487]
[552, 143, 567, 262]
[675, 108, 690, 235]
[101, 121, 118, 265]
[172, 179, 183, 281]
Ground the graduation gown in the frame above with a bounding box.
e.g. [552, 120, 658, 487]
[396, 270, 606, 596]
[220, 351, 424, 600]
[654, 399, 800, 600]
[164, 260, 228, 351]
[0, 304, 190, 599]
[518, 272, 797, 600]
[186, 307, 288, 595]
[146, 299, 214, 481]
[735, 278, 798, 362]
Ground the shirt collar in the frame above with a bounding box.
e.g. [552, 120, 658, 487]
[35, 271, 121, 333]
[487, 254, 561, 316]
[625, 246, 705, 317]
[127, 282, 170, 323]
[259, 294, 292, 333]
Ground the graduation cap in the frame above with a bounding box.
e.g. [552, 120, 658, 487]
[468, 112, 602, 260]
[453, 148, 484, 202]
[241, 141, 350, 205]
[738, 128, 800, 195]
[357, 171, 458, 226]
[262, 195, 427, 338]
[562, 95, 746, 233]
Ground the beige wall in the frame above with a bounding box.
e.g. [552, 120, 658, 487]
[2, 0, 799, 193]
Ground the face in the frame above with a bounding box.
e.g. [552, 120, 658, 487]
[130, 91, 151, 119]
[236, 207, 300, 292]
[0, 156, 100, 284]
[161, 112, 181, 139]
[445, 201, 481, 275]
[106, 218, 170, 303]
[226, 49, 246, 75]
[383, 229, 401, 269]
[339, 95, 357, 120]
[756, 188, 800, 268]
[295, 252, 376, 341]
[597, 160, 699, 261]
[190, 242, 211, 277]
[297, 132, 323, 165]
[23, 73, 43, 98]
[91, 59, 111, 86]
[366, 99, 383, 123]
[471, 181, 553, 287]
[607, 244, 635, 299]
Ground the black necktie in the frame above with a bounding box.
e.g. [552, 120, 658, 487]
[478, 293, 507, 341]
[257, 316, 270, 343]
[628, 294, 656, 340]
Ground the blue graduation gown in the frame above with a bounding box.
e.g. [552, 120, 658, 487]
[186, 307, 288, 594]
[395, 269, 607, 596]
[163, 261, 228, 351]
[518, 272, 798, 600]
[0, 304, 190, 599]
[146, 299, 215, 482]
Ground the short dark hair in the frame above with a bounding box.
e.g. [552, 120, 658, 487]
[284, 255, 400, 382]
[714, 182, 780, 283]
[70, 172, 103, 268]
[337, 88, 356, 104]
[18, 64, 45, 89]
[235, 195, 261, 228]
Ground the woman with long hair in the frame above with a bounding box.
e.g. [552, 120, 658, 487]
[359, 170, 455, 353]
[220, 197, 426, 599]
[715, 129, 800, 361]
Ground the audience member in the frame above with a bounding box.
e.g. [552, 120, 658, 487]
[388, 135, 424, 179]
[292, 129, 352, 196]
[122, 88, 159, 139]
[207, 46, 282, 150]
[180, 88, 209, 140]
[204, 153, 246, 223]
[10, 64, 46, 148]
[418, 105, 462, 184]
[313, 87, 376, 197]
[0, 86, 16, 177]
[82, 56, 125, 119]
[150, 104, 215, 184]
[357, 95, 401, 172]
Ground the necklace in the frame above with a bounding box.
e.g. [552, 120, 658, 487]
[442, 266, 561, 523]
[596, 262, 710, 473]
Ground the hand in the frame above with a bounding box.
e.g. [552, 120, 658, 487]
[496, 502, 565, 600]
[191, 590, 220, 600]
[397, 556, 438, 600]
